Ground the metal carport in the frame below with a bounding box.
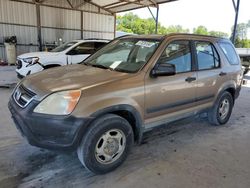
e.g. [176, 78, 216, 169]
[0, 0, 241, 62]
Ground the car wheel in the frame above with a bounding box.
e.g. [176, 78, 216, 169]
[208, 91, 234, 126]
[77, 114, 134, 174]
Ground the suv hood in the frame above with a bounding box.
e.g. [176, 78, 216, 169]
[21, 64, 129, 99]
[18, 52, 60, 59]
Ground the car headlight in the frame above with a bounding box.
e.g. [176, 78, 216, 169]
[34, 90, 81, 115]
[23, 57, 39, 65]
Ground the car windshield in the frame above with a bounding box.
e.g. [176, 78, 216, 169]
[83, 38, 160, 73]
[51, 41, 77, 52]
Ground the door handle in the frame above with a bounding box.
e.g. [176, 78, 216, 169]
[219, 72, 227, 76]
[185, 77, 196, 83]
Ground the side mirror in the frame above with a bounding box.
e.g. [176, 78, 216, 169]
[151, 63, 176, 77]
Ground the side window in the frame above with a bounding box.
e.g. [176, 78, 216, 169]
[72, 42, 95, 55]
[196, 42, 220, 70]
[94, 42, 107, 50]
[158, 40, 192, 73]
[218, 42, 239, 65]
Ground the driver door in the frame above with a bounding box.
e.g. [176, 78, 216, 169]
[144, 40, 197, 127]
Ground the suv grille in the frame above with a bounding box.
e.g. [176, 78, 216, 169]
[16, 60, 22, 69]
[13, 85, 36, 108]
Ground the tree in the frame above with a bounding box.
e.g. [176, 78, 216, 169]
[234, 23, 248, 40]
[193, 26, 209, 35]
[209, 31, 228, 38]
[165, 25, 189, 34]
[116, 13, 189, 35]
[231, 21, 250, 47]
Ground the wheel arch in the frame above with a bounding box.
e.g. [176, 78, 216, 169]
[90, 104, 144, 144]
[216, 82, 237, 104]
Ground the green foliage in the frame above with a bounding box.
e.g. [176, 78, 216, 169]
[232, 21, 250, 48]
[116, 13, 189, 35]
[193, 26, 208, 35]
[193, 25, 228, 37]
[209, 31, 229, 38]
[117, 14, 250, 48]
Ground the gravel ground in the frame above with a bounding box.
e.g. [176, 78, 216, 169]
[0, 68, 250, 188]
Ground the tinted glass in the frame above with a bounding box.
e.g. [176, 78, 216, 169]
[84, 38, 160, 73]
[51, 42, 77, 52]
[73, 42, 95, 54]
[94, 42, 107, 50]
[158, 40, 191, 73]
[196, 42, 220, 70]
[219, 42, 239, 65]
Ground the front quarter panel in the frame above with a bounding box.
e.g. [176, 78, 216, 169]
[72, 73, 145, 122]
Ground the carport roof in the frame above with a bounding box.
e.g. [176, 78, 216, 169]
[89, 0, 178, 13]
[10, 0, 177, 15]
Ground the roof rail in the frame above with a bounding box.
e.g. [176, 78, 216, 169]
[84, 38, 111, 41]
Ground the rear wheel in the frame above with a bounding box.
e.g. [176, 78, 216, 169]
[77, 114, 134, 174]
[208, 91, 234, 126]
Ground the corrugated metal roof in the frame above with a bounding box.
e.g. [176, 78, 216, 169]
[10, 0, 178, 14]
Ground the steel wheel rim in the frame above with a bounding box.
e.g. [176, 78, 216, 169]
[95, 129, 126, 165]
[219, 98, 230, 120]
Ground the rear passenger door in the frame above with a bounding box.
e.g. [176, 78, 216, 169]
[194, 41, 228, 107]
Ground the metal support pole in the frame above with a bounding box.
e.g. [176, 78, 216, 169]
[114, 13, 117, 39]
[232, 0, 240, 44]
[36, 4, 42, 51]
[155, 5, 159, 34]
[147, 5, 159, 34]
[81, 11, 83, 39]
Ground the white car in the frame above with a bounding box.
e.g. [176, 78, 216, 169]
[16, 39, 109, 78]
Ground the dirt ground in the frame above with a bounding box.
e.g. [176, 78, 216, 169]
[0, 69, 250, 188]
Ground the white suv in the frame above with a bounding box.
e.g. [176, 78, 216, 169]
[16, 39, 109, 78]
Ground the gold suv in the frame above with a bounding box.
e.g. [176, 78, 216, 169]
[9, 34, 243, 174]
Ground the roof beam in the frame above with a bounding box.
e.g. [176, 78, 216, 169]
[108, 2, 131, 10]
[120, 0, 156, 8]
[66, 0, 73, 8]
[86, 1, 115, 15]
[148, 0, 157, 7]
[74, 0, 87, 9]
[232, 0, 236, 11]
[103, 1, 125, 8]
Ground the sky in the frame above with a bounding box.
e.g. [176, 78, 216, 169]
[118, 0, 250, 37]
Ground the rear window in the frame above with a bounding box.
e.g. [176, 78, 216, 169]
[218, 42, 239, 65]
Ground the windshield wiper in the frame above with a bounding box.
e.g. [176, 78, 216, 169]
[113, 68, 133, 73]
[91, 64, 109, 69]
[82, 62, 91, 66]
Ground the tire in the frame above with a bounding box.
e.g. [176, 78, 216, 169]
[77, 114, 134, 174]
[208, 91, 234, 126]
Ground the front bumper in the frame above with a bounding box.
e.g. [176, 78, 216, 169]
[8, 96, 93, 151]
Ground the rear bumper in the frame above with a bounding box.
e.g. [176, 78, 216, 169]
[8, 96, 93, 151]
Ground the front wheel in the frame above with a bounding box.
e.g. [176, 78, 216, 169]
[208, 91, 234, 126]
[77, 114, 134, 174]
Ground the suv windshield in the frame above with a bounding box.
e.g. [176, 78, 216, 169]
[51, 41, 77, 52]
[83, 38, 160, 73]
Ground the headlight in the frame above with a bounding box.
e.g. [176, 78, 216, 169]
[34, 90, 81, 115]
[23, 57, 39, 65]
